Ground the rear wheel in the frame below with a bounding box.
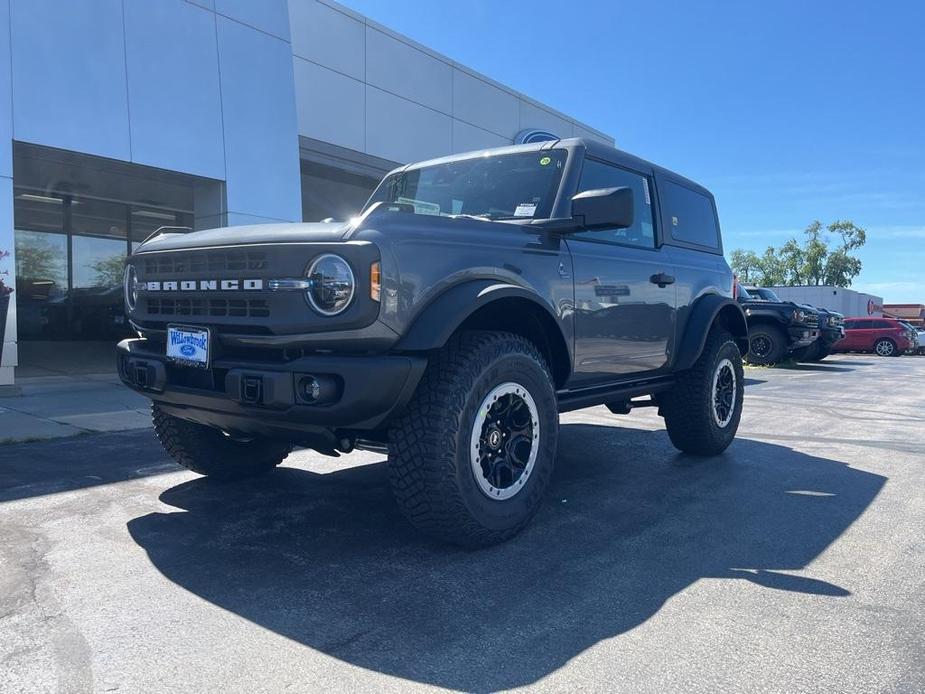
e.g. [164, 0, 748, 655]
[661, 328, 744, 455]
[874, 338, 897, 357]
[745, 323, 787, 365]
[152, 404, 291, 480]
[388, 331, 559, 547]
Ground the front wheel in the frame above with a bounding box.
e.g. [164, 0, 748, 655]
[745, 324, 787, 365]
[388, 331, 559, 547]
[874, 338, 897, 357]
[152, 404, 291, 480]
[661, 329, 744, 455]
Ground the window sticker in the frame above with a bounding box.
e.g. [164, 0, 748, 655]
[396, 196, 441, 216]
[514, 203, 538, 217]
[643, 181, 651, 206]
[539, 156, 552, 166]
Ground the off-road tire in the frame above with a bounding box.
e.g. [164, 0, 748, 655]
[745, 323, 788, 365]
[874, 338, 898, 357]
[152, 403, 291, 480]
[661, 328, 744, 455]
[388, 330, 558, 547]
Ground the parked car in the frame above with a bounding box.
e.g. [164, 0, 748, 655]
[736, 286, 820, 365]
[117, 138, 749, 547]
[899, 322, 921, 354]
[743, 286, 844, 362]
[917, 327, 925, 355]
[835, 317, 915, 357]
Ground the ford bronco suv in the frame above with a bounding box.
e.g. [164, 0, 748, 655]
[118, 139, 747, 546]
[744, 286, 843, 362]
[737, 286, 820, 365]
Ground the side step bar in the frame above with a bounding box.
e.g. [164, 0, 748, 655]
[556, 376, 675, 413]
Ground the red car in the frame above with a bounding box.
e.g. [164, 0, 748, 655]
[835, 317, 915, 356]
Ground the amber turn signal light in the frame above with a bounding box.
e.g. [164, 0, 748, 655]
[370, 261, 381, 302]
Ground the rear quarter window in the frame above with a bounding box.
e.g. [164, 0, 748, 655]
[662, 180, 720, 250]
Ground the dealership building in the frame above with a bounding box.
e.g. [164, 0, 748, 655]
[0, 0, 612, 387]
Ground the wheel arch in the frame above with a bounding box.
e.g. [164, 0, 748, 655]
[674, 295, 749, 371]
[394, 280, 572, 387]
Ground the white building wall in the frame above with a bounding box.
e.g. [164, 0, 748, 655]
[287, 0, 613, 163]
[771, 286, 884, 318]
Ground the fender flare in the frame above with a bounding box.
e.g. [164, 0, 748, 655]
[673, 295, 749, 371]
[394, 280, 567, 353]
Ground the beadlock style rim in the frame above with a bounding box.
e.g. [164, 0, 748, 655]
[711, 358, 737, 428]
[469, 382, 540, 501]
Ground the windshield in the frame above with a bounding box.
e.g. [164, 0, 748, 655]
[754, 288, 782, 302]
[365, 149, 568, 220]
[737, 286, 754, 300]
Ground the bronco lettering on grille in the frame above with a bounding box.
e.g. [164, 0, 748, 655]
[143, 279, 264, 291]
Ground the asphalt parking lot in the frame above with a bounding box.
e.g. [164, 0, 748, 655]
[1, 353, 923, 693]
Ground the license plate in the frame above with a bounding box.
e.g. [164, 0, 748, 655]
[166, 325, 210, 369]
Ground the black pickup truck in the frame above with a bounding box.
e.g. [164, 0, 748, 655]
[743, 286, 842, 362]
[737, 286, 820, 365]
[118, 138, 748, 546]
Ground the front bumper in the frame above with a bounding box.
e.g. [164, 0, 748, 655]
[819, 326, 845, 347]
[117, 338, 426, 438]
[787, 325, 820, 348]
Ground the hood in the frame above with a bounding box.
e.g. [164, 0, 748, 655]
[134, 221, 352, 253]
[739, 298, 812, 314]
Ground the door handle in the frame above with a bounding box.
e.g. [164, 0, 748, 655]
[650, 272, 676, 288]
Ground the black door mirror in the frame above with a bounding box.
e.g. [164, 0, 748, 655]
[570, 187, 634, 230]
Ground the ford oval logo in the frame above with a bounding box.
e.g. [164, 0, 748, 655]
[180, 344, 196, 357]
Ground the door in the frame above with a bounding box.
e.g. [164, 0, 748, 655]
[566, 159, 676, 385]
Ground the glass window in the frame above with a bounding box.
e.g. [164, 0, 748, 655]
[72, 235, 126, 289]
[366, 149, 567, 220]
[572, 159, 654, 248]
[130, 207, 188, 244]
[663, 181, 720, 249]
[71, 197, 127, 239]
[14, 230, 68, 296]
[13, 189, 65, 232]
[302, 161, 379, 222]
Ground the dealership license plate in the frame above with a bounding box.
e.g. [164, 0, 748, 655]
[166, 325, 211, 369]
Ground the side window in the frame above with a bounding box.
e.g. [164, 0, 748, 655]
[844, 320, 858, 329]
[573, 159, 655, 248]
[662, 180, 720, 250]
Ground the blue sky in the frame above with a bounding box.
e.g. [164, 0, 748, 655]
[341, 0, 925, 302]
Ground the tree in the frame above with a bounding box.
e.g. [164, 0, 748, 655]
[728, 220, 866, 288]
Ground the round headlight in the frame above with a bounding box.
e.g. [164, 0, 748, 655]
[306, 254, 355, 315]
[793, 309, 805, 322]
[124, 264, 138, 312]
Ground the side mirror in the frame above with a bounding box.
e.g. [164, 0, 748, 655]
[570, 187, 634, 230]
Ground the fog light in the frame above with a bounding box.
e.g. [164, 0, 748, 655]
[300, 375, 321, 402]
[297, 374, 339, 404]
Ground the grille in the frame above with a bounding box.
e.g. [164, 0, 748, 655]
[144, 297, 270, 318]
[804, 314, 819, 328]
[142, 250, 268, 275]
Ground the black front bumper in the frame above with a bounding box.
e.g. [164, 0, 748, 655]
[819, 326, 845, 347]
[117, 338, 427, 439]
[787, 325, 819, 348]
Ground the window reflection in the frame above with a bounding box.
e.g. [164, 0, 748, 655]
[72, 236, 126, 289]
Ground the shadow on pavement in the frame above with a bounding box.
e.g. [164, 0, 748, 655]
[777, 363, 856, 373]
[0, 430, 175, 502]
[127, 423, 884, 691]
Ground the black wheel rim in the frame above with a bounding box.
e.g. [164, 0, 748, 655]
[751, 334, 772, 359]
[470, 383, 539, 500]
[711, 358, 737, 428]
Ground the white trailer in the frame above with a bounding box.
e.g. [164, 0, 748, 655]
[769, 286, 884, 319]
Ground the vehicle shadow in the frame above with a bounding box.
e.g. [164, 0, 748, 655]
[778, 363, 855, 373]
[127, 423, 884, 691]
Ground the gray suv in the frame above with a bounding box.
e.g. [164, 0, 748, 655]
[118, 138, 748, 546]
